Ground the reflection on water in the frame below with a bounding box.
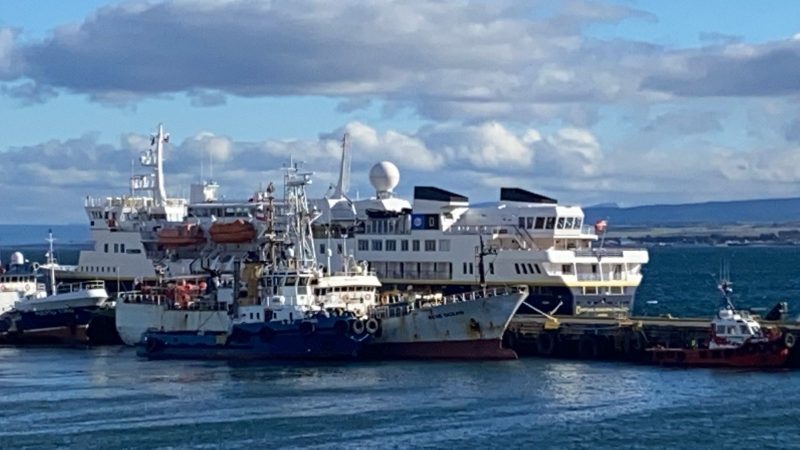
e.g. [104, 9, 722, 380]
[0, 348, 799, 448]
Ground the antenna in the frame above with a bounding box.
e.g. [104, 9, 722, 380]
[333, 133, 350, 198]
[209, 147, 214, 180]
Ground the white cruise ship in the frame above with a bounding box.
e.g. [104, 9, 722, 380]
[54, 124, 189, 290]
[312, 161, 649, 317]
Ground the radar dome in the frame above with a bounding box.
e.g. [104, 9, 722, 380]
[369, 161, 400, 194]
[10, 252, 24, 266]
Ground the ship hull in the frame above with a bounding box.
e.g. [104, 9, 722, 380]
[0, 308, 96, 345]
[646, 338, 791, 368]
[367, 290, 525, 360]
[115, 300, 231, 346]
[138, 318, 368, 360]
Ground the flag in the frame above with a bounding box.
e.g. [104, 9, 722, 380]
[594, 219, 607, 233]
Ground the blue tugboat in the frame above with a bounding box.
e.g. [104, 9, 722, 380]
[138, 162, 377, 360]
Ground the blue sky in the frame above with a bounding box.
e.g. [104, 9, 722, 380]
[1, 0, 799, 223]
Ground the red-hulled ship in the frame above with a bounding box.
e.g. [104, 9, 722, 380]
[646, 279, 794, 368]
[209, 219, 256, 244]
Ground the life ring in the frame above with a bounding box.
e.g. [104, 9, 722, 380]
[351, 319, 366, 335]
[365, 318, 380, 335]
[536, 332, 556, 356]
[341, 294, 350, 302]
[24, 284, 31, 291]
[32, 262, 40, 271]
[785, 333, 796, 349]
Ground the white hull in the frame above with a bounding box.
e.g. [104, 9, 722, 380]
[375, 290, 524, 345]
[115, 301, 231, 346]
[15, 288, 108, 312]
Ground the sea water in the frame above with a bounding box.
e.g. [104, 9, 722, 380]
[0, 246, 799, 448]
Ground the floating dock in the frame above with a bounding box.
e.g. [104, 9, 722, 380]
[506, 314, 800, 367]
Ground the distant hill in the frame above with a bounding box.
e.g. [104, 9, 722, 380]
[585, 197, 800, 226]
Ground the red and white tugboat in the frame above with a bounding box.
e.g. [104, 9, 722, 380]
[647, 278, 795, 368]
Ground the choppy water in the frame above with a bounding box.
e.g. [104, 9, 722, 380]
[1, 347, 799, 449]
[2, 246, 800, 448]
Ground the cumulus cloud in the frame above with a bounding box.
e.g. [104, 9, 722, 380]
[0, 0, 660, 121]
[641, 41, 800, 97]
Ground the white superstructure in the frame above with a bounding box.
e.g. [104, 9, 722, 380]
[312, 159, 649, 317]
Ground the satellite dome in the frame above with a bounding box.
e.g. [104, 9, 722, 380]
[10, 252, 24, 266]
[369, 161, 400, 194]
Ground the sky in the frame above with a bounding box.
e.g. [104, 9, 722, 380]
[1, 0, 800, 224]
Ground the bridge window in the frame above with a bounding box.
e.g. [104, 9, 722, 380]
[424, 240, 436, 251]
[386, 240, 397, 251]
[401, 240, 409, 251]
[557, 217, 566, 229]
[358, 240, 368, 251]
[371, 240, 383, 251]
[546, 217, 556, 229]
[526, 217, 534, 229]
[535, 217, 545, 229]
[412, 240, 420, 251]
[518, 217, 525, 228]
[489, 263, 494, 274]
[562, 264, 573, 274]
[565, 218, 574, 229]
[438, 240, 450, 251]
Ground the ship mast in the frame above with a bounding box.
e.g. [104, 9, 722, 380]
[46, 229, 56, 296]
[153, 123, 169, 206]
[476, 234, 496, 290]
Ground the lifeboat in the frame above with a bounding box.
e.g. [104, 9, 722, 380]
[209, 219, 256, 244]
[157, 224, 206, 248]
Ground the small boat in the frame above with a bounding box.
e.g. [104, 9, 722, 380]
[0, 232, 110, 345]
[646, 278, 794, 368]
[157, 223, 206, 248]
[209, 219, 256, 244]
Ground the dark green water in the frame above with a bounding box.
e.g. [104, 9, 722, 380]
[1, 246, 800, 448]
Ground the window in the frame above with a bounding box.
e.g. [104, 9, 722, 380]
[337, 244, 343, 254]
[358, 240, 369, 251]
[546, 217, 556, 229]
[557, 217, 565, 229]
[463, 262, 468, 274]
[424, 240, 436, 251]
[412, 240, 420, 251]
[521, 264, 528, 274]
[104, 243, 109, 253]
[514, 263, 521, 274]
[401, 240, 409, 251]
[320, 244, 326, 254]
[518, 217, 525, 228]
[113, 243, 119, 253]
[535, 217, 545, 229]
[526, 217, 534, 229]
[120, 243, 125, 253]
[716, 324, 726, 334]
[574, 218, 582, 229]
[489, 263, 494, 275]
[386, 240, 397, 251]
[534, 264, 542, 274]
[371, 240, 383, 251]
[562, 264, 573, 274]
[469, 263, 474, 275]
[438, 240, 450, 251]
[565, 218, 574, 229]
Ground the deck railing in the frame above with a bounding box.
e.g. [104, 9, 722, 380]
[56, 280, 106, 294]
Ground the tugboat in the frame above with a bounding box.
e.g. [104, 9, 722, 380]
[646, 275, 794, 368]
[137, 162, 377, 360]
[0, 231, 110, 345]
